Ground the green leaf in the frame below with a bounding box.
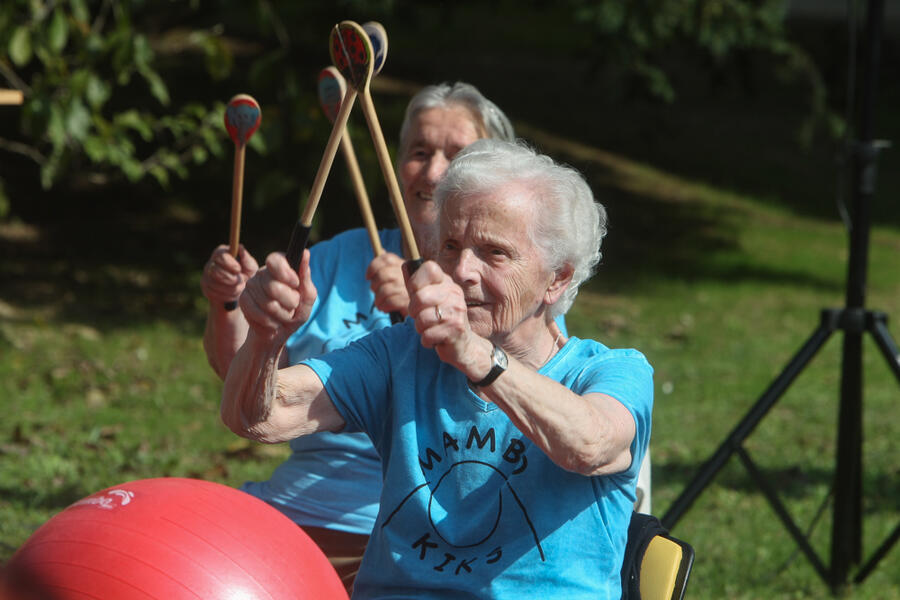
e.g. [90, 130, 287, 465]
[47, 104, 66, 150]
[82, 135, 107, 162]
[9, 26, 32, 66]
[191, 146, 208, 164]
[65, 99, 92, 142]
[148, 165, 170, 187]
[69, 69, 90, 96]
[132, 35, 153, 70]
[85, 75, 111, 109]
[48, 8, 69, 52]
[40, 152, 63, 189]
[70, 0, 90, 24]
[121, 157, 144, 181]
[85, 32, 104, 54]
[114, 110, 154, 141]
[140, 68, 170, 106]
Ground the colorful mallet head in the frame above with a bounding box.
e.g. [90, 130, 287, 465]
[330, 21, 374, 92]
[225, 94, 261, 146]
[318, 66, 346, 124]
[362, 21, 388, 76]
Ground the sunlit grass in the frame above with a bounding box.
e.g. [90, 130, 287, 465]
[1, 137, 898, 598]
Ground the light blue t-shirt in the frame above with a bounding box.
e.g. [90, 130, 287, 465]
[304, 321, 653, 599]
[240, 227, 405, 534]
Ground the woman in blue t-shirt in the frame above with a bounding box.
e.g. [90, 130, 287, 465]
[221, 140, 653, 599]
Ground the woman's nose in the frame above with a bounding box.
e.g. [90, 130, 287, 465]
[452, 248, 479, 284]
[425, 153, 449, 184]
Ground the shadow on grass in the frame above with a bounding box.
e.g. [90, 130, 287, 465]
[0, 172, 212, 333]
[0, 82, 856, 330]
[657, 458, 900, 515]
[0, 161, 846, 331]
[0, 482, 90, 515]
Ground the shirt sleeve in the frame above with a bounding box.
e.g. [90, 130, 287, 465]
[301, 323, 404, 440]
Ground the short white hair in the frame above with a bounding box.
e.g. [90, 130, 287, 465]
[399, 82, 514, 155]
[434, 139, 607, 319]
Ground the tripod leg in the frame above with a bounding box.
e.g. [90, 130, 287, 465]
[661, 318, 835, 529]
[869, 313, 900, 382]
[843, 313, 900, 584]
[832, 327, 864, 585]
[736, 447, 830, 582]
[854, 521, 900, 584]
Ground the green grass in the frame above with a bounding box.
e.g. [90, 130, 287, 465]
[2, 136, 898, 598]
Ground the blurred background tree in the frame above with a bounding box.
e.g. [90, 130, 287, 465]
[1, 0, 853, 234]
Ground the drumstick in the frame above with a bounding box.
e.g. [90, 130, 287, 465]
[0, 89, 24, 105]
[284, 24, 363, 271]
[223, 94, 261, 311]
[330, 20, 422, 272]
[318, 67, 381, 254]
[318, 21, 388, 254]
[362, 21, 388, 78]
[319, 65, 403, 325]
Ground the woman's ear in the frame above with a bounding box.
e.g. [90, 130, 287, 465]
[544, 263, 574, 306]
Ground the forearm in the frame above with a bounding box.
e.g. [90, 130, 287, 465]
[479, 359, 635, 476]
[220, 329, 283, 442]
[221, 330, 345, 444]
[203, 304, 250, 379]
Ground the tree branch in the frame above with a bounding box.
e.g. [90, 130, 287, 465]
[0, 138, 46, 165]
[0, 60, 32, 95]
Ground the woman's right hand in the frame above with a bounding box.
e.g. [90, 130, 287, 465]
[201, 244, 259, 308]
[366, 251, 410, 317]
[240, 250, 318, 346]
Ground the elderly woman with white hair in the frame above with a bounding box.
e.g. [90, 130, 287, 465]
[222, 139, 653, 599]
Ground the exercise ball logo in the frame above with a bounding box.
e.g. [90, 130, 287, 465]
[72, 488, 135, 510]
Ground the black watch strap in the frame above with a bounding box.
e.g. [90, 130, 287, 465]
[468, 344, 508, 388]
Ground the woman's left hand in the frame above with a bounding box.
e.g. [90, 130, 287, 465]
[406, 260, 489, 377]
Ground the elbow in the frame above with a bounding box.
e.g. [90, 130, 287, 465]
[220, 403, 280, 444]
[219, 389, 271, 443]
[219, 397, 250, 439]
[563, 444, 632, 477]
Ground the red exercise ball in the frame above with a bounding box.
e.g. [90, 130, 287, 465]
[2, 477, 348, 600]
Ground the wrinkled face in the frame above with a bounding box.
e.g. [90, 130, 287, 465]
[398, 105, 485, 253]
[435, 184, 558, 340]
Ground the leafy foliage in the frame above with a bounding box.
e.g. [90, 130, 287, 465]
[565, 0, 840, 143]
[1, 0, 230, 194]
[0, 0, 841, 228]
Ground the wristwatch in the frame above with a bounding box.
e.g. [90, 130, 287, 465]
[468, 344, 508, 388]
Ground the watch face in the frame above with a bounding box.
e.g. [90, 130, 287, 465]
[494, 345, 508, 369]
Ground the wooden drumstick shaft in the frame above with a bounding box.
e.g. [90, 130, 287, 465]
[357, 94, 419, 261]
[286, 88, 358, 269]
[339, 129, 383, 255]
[228, 144, 246, 257]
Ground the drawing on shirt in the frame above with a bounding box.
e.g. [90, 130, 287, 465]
[381, 425, 545, 577]
[315, 300, 390, 355]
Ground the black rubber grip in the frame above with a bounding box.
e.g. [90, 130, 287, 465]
[286, 222, 312, 270]
[389, 311, 403, 324]
[224, 300, 237, 311]
[405, 258, 424, 275]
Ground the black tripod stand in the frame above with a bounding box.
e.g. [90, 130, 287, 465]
[660, 0, 899, 592]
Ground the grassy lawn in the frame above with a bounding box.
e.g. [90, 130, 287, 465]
[2, 120, 899, 598]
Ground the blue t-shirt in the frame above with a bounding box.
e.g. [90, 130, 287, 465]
[304, 321, 653, 599]
[240, 227, 404, 534]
